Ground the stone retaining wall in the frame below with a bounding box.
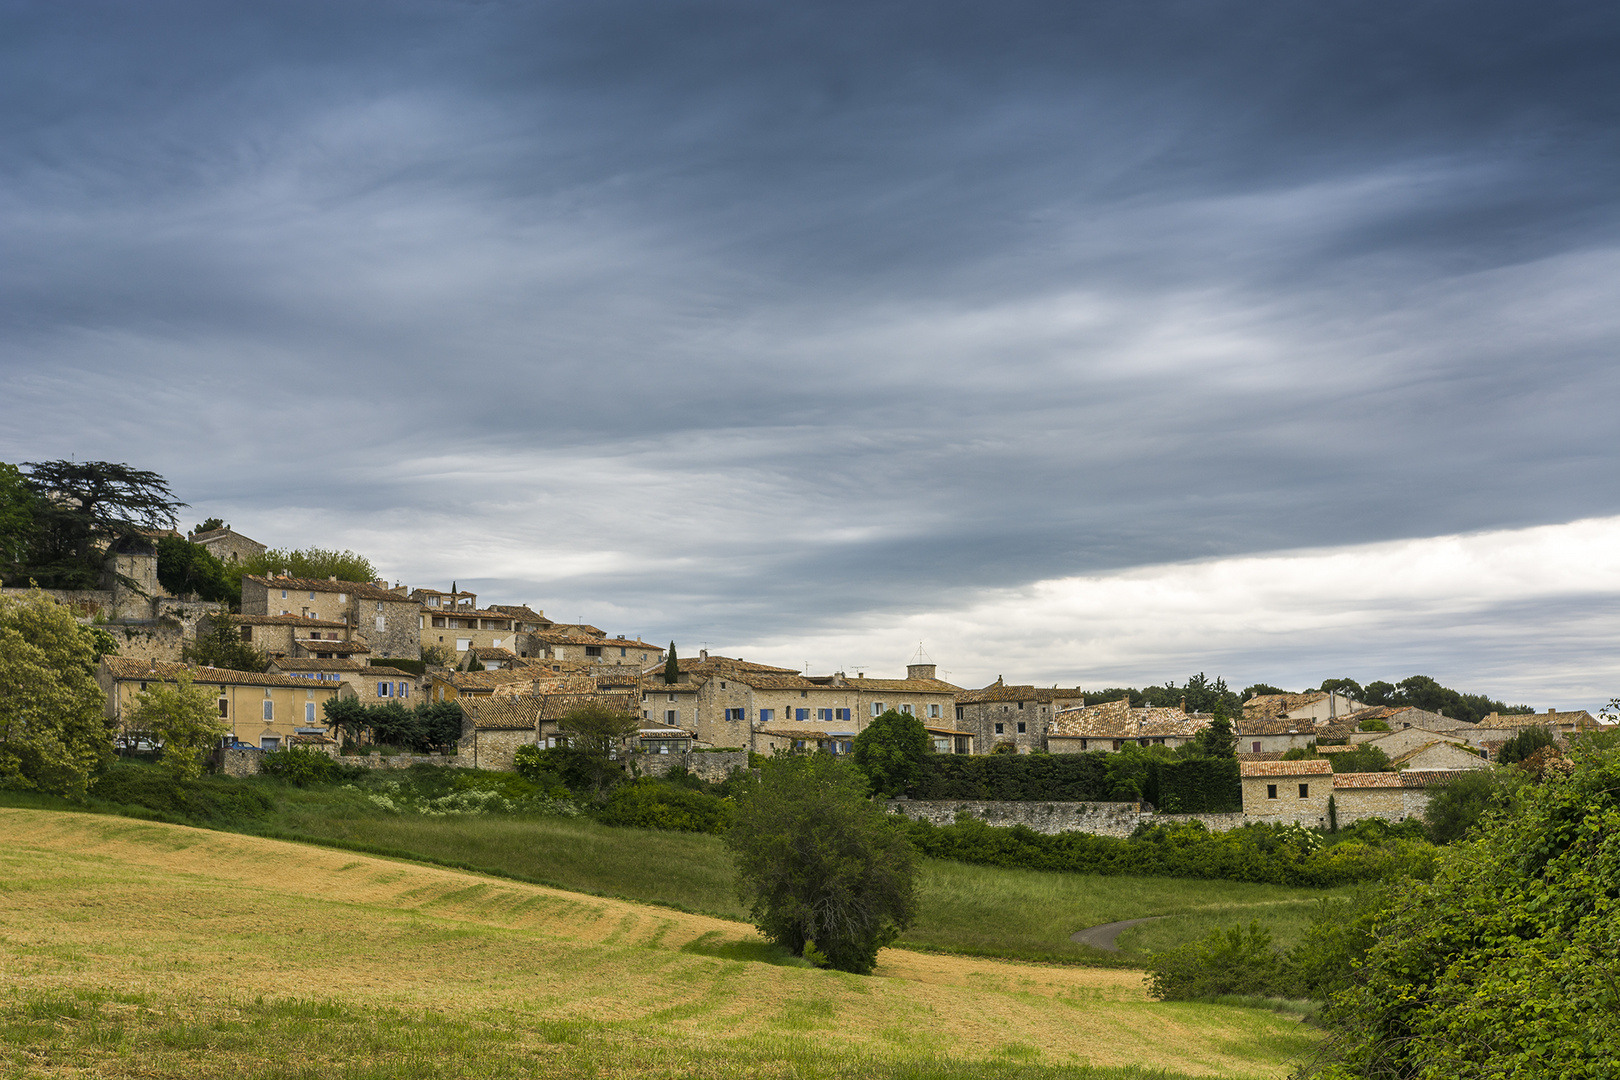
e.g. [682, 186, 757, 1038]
[633, 750, 749, 783]
[885, 800, 1254, 837]
[341, 753, 460, 770]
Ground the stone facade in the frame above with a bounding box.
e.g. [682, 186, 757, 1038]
[190, 526, 266, 564]
[242, 574, 420, 661]
[1240, 760, 1334, 825]
[632, 750, 748, 783]
[954, 680, 1087, 753]
[888, 798, 1149, 837]
[103, 658, 344, 751]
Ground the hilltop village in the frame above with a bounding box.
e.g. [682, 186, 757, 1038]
[13, 523, 1602, 834]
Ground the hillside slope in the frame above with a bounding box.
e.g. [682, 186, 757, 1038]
[0, 808, 1315, 1078]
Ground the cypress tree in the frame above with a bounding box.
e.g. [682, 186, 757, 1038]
[665, 642, 679, 684]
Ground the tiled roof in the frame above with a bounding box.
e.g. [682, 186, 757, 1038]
[1315, 744, 1357, 754]
[434, 669, 536, 691]
[469, 647, 519, 660]
[367, 666, 420, 680]
[1236, 751, 1287, 762]
[1332, 771, 1405, 789]
[244, 575, 407, 602]
[1236, 717, 1359, 738]
[727, 673, 824, 691]
[839, 677, 962, 693]
[1049, 698, 1208, 740]
[1240, 759, 1334, 777]
[1242, 693, 1324, 720]
[102, 658, 341, 689]
[677, 655, 799, 675]
[269, 659, 369, 672]
[641, 681, 701, 695]
[228, 614, 350, 629]
[461, 692, 640, 730]
[755, 726, 844, 740]
[923, 726, 975, 737]
[956, 683, 1086, 705]
[488, 604, 550, 623]
[296, 639, 371, 654]
[423, 606, 521, 622]
[1479, 710, 1598, 729]
[1400, 769, 1472, 787]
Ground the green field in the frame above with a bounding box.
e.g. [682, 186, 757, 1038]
[0, 808, 1319, 1079]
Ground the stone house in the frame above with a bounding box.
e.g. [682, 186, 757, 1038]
[455, 690, 640, 771]
[241, 574, 420, 661]
[1345, 706, 1474, 736]
[266, 659, 420, 708]
[100, 657, 343, 751]
[1235, 716, 1359, 754]
[188, 526, 266, 564]
[1239, 759, 1334, 825]
[925, 725, 976, 754]
[1048, 698, 1211, 754]
[1389, 740, 1491, 771]
[1460, 709, 1601, 758]
[464, 646, 521, 670]
[267, 657, 367, 686]
[1331, 770, 1457, 826]
[419, 604, 523, 660]
[641, 679, 706, 735]
[1242, 691, 1366, 724]
[198, 613, 361, 660]
[1349, 725, 1471, 759]
[427, 668, 546, 703]
[523, 629, 663, 668]
[953, 680, 1087, 753]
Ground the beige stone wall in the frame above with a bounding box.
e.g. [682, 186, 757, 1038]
[955, 700, 1049, 752]
[1332, 786, 1410, 826]
[340, 671, 422, 707]
[106, 623, 188, 664]
[106, 675, 342, 750]
[1242, 774, 1331, 822]
[460, 728, 537, 772]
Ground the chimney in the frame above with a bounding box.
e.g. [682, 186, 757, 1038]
[700, 649, 708, 661]
[1548, 707, 1557, 714]
[329, 576, 337, 582]
[908, 662, 937, 681]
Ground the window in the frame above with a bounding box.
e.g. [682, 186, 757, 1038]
[619, 647, 626, 656]
[800, 690, 808, 698]
[378, 682, 391, 698]
[955, 706, 964, 721]
[338, 594, 346, 603]
[305, 702, 316, 723]
[217, 698, 228, 717]
[1017, 722, 1026, 734]
[795, 709, 809, 722]
[667, 693, 677, 702]
[836, 709, 850, 722]
[376, 601, 384, 611]
[994, 722, 1004, 734]
[399, 683, 409, 699]
[929, 704, 941, 718]
[281, 590, 288, 599]
[263, 700, 274, 720]
[309, 591, 316, 600]
[375, 615, 386, 632]
[1299, 783, 1309, 798]
[818, 708, 832, 722]
[759, 709, 774, 722]
[1080, 738, 1088, 750]
[261, 736, 281, 750]
[1252, 741, 1262, 753]
[1018, 701, 1025, 710]
[1267, 784, 1278, 800]
[725, 708, 746, 722]
[456, 638, 472, 651]
[241, 626, 253, 642]
[871, 703, 885, 716]
[586, 646, 602, 657]
[665, 709, 677, 723]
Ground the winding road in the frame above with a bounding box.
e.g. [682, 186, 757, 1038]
[1069, 916, 1166, 952]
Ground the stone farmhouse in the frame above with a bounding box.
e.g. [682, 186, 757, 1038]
[1240, 759, 1335, 825]
[456, 689, 642, 771]
[1243, 690, 1367, 723]
[1047, 698, 1210, 754]
[241, 574, 421, 661]
[188, 525, 266, 564]
[954, 680, 1087, 753]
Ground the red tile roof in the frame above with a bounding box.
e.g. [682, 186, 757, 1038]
[1240, 759, 1334, 777]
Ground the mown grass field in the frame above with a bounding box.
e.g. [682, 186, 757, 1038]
[264, 796, 1348, 963]
[0, 808, 1318, 1078]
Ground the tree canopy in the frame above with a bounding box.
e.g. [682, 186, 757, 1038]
[852, 708, 931, 797]
[726, 752, 918, 974]
[0, 590, 115, 795]
[182, 618, 268, 672]
[125, 671, 227, 782]
[2, 460, 186, 589]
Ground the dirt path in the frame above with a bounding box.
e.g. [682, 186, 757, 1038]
[1071, 915, 1166, 951]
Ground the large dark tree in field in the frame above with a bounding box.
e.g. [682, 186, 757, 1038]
[852, 708, 931, 797]
[726, 752, 918, 974]
[21, 460, 185, 588]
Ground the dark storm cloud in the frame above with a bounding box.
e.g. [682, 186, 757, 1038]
[3, 0, 1620, 653]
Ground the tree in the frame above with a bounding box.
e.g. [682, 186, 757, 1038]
[182, 618, 268, 672]
[664, 642, 678, 684]
[237, 547, 377, 584]
[1319, 677, 1364, 698]
[557, 701, 640, 797]
[0, 462, 38, 585]
[1498, 725, 1556, 765]
[0, 590, 115, 795]
[1192, 705, 1237, 758]
[156, 535, 235, 604]
[725, 752, 918, 974]
[124, 671, 227, 782]
[1423, 766, 1524, 845]
[193, 517, 225, 533]
[851, 708, 931, 797]
[1307, 744, 1620, 1077]
[21, 460, 186, 588]
[1241, 683, 1289, 700]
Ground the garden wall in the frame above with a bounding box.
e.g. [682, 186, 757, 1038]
[887, 799, 1258, 836]
[634, 750, 748, 783]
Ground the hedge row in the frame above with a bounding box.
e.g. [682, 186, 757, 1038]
[907, 752, 1241, 811]
[894, 816, 1435, 887]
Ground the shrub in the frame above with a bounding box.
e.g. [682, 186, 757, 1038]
[599, 778, 731, 834]
[1147, 922, 1302, 1001]
[852, 709, 931, 797]
[1423, 766, 1524, 844]
[260, 746, 364, 787]
[1146, 757, 1242, 812]
[1497, 724, 1556, 765]
[89, 766, 273, 825]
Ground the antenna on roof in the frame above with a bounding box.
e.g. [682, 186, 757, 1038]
[910, 642, 933, 664]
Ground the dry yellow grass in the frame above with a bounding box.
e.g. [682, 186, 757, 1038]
[0, 808, 1315, 1078]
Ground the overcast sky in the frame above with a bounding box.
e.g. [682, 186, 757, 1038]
[4, 1, 1620, 706]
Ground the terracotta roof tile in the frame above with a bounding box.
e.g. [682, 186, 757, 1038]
[1240, 759, 1334, 777]
[956, 683, 1085, 705]
[245, 575, 407, 602]
[227, 614, 349, 628]
[102, 658, 342, 689]
[1049, 698, 1208, 740]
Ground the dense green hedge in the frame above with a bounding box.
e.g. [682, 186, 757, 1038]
[909, 753, 1112, 800]
[893, 815, 1434, 887]
[89, 766, 273, 826]
[598, 778, 732, 834]
[1144, 758, 1242, 813]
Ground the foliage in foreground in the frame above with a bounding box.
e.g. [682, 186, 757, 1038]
[1302, 745, 1620, 1079]
[897, 814, 1434, 888]
[0, 589, 115, 796]
[599, 776, 732, 833]
[853, 708, 932, 798]
[325, 697, 464, 754]
[727, 753, 918, 974]
[123, 671, 228, 781]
